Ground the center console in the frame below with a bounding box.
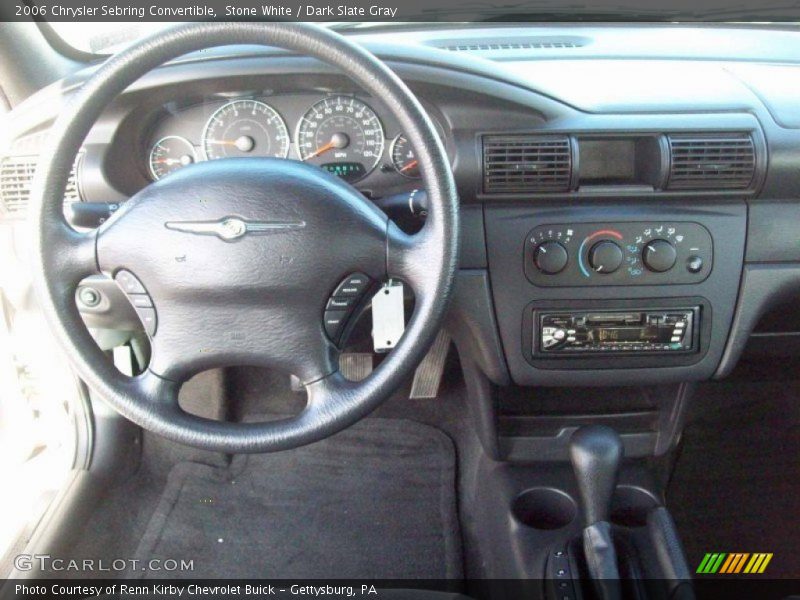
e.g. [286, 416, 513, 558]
[483, 201, 747, 386]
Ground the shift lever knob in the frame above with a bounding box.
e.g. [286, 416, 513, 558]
[569, 425, 623, 526]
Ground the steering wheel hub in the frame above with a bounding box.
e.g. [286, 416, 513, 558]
[97, 158, 389, 383]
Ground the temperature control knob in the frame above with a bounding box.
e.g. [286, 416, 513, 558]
[588, 241, 623, 274]
[643, 239, 677, 272]
[534, 241, 569, 275]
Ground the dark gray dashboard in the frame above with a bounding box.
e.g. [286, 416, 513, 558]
[2, 24, 800, 388]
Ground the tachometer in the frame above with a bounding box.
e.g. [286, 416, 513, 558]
[202, 100, 290, 160]
[149, 136, 197, 181]
[296, 95, 384, 182]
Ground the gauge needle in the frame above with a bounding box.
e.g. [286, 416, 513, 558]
[304, 132, 350, 161]
[304, 141, 335, 160]
[400, 159, 419, 173]
[206, 140, 238, 146]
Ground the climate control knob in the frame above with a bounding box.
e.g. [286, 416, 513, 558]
[534, 241, 569, 275]
[588, 241, 623, 274]
[643, 239, 677, 272]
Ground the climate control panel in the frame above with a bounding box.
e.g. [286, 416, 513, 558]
[524, 222, 713, 287]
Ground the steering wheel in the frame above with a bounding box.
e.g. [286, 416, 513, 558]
[30, 23, 458, 453]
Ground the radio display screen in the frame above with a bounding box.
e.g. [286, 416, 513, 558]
[596, 326, 665, 343]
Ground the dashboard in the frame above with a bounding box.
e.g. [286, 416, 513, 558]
[3, 24, 800, 390]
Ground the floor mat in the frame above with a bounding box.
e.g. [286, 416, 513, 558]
[131, 418, 462, 579]
[667, 373, 800, 578]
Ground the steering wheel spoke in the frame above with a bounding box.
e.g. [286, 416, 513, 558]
[387, 221, 441, 297]
[132, 368, 183, 409]
[45, 223, 99, 291]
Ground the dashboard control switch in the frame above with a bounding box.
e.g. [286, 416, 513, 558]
[130, 295, 153, 309]
[643, 239, 678, 272]
[114, 270, 147, 294]
[333, 273, 370, 297]
[323, 310, 348, 341]
[134, 307, 157, 337]
[77, 287, 101, 308]
[324, 273, 373, 345]
[686, 255, 704, 273]
[326, 296, 356, 310]
[588, 241, 623, 274]
[534, 241, 569, 274]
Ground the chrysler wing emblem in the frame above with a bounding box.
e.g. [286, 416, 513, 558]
[165, 217, 306, 241]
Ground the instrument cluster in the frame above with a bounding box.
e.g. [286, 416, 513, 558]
[146, 93, 443, 186]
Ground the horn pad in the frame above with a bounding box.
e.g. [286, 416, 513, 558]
[96, 158, 388, 381]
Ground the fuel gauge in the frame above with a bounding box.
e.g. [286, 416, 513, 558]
[149, 136, 197, 181]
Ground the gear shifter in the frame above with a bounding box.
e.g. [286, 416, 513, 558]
[570, 425, 623, 526]
[570, 425, 624, 600]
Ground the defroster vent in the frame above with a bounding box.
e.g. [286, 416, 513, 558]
[483, 135, 572, 194]
[666, 133, 756, 190]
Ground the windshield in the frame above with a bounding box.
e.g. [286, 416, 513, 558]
[46, 18, 800, 55]
[49, 22, 180, 54]
[48, 21, 394, 54]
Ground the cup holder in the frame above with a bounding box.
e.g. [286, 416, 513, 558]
[512, 487, 577, 530]
[610, 485, 660, 527]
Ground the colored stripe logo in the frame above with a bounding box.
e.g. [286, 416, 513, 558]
[696, 553, 772, 574]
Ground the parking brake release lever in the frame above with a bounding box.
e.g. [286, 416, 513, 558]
[570, 425, 623, 600]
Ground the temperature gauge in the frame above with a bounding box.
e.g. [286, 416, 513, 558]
[149, 136, 197, 181]
[390, 134, 420, 179]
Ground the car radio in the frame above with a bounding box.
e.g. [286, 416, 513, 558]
[537, 308, 698, 355]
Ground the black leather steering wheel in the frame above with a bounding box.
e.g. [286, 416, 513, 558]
[31, 23, 459, 453]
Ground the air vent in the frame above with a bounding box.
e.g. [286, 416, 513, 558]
[0, 153, 83, 217]
[666, 133, 756, 190]
[443, 40, 584, 52]
[483, 135, 572, 194]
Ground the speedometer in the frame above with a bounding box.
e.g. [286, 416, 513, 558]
[202, 100, 290, 160]
[296, 96, 385, 183]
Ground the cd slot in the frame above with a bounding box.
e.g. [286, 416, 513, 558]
[585, 313, 642, 325]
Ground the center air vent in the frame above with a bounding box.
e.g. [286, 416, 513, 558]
[433, 36, 588, 52]
[666, 133, 756, 190]
[443, 40, 583, 51]
[483, 135, 573, 194]
[0, 153, 83, 217]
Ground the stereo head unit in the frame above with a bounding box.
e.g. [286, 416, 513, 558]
[537, 308, 698, 355]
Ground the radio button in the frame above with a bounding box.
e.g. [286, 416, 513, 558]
[534, 241, 569, 275]
[588, 241, 623, 274]
[542, 336, 560, 349]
